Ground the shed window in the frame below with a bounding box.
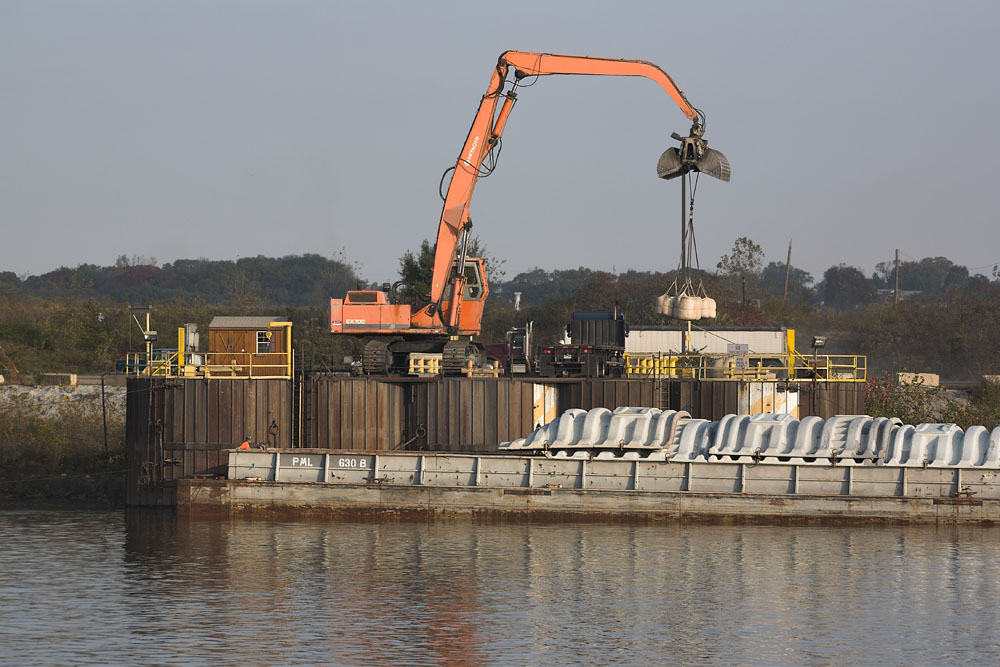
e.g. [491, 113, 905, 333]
[256, 330, 272, 354]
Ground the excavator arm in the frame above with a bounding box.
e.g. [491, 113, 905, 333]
[426, 51, 724, 326]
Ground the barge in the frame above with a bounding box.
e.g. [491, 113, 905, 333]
[177, 410, 1000, 524]
[124, 339, 992, 523]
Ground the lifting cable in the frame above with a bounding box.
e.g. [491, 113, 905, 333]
[673, 172, 702, 291]
[686, 171, 701, 273]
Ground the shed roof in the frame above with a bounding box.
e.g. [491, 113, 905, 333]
[209, 316, 289, 329]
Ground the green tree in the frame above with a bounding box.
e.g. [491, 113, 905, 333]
[498, 267, 596, 307]
[717, 237, 763, 277]
[0, 272, 22, 299]
[716, 237, 763, 303]
[759, 261, 815, 304]
[397, 236, 504, 304]
[941, 380, 1000, 430]
[872, 256, 970, 293]
[864, 373, 941, 425]
[819, 264, 877, 309]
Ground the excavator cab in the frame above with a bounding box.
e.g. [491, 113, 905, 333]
[436, 257, 489, 336]
[442, 258, 488, 302]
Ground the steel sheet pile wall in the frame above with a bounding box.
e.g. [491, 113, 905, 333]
[301, 377, 405, 450]
[407, 378, 536, 451]
[809, 382, 865, 418]
[559, 380, 657, 412]
[302, 377, 540, 452]
[678, 381, 862, 420]
[126, 377, 291, 506]
[556, 380, 861, 420]
[303, 378, 858, 454]
[129, 374, 865, 507]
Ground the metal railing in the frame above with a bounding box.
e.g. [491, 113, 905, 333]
[624, 352, 866, 382]
[119, 350, 294, 379]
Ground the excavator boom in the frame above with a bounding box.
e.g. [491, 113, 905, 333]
[429, 51, 707, 316]
[332, 51, 727, 375]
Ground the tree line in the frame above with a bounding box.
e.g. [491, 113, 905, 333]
[1, 241, 999, 381]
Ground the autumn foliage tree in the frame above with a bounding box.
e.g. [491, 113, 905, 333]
[716, 236, 764, 303]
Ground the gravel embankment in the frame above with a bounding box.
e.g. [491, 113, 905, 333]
[0, 384, 127, 418]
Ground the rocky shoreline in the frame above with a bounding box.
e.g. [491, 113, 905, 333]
[0, 383, 126, 418]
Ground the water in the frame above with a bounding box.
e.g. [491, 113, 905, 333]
[2, 508, 999, 665]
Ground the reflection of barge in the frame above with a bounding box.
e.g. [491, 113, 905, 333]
[175, 410, 1000, 524]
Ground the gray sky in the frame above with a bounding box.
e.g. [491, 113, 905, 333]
[3, 0, 999, 286]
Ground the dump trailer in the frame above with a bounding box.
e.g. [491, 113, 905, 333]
[537, 311, 628, 378]
[487, 311, 628, 378]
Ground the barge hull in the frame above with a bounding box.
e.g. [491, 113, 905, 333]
[176, 451, 1000, 524]
[178, 480, 995, 524]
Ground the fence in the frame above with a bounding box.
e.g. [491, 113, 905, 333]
[119, 350, 293, 379]
[625, 353, 866, 382]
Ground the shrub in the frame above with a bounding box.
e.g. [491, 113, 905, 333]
[0, 396, 125, 504]
[940, 380, 1000, 430]
[864, 372, 941, 425]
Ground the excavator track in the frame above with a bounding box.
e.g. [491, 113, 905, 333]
[442, 340, 478, 376]
[361, 339, 392, 375]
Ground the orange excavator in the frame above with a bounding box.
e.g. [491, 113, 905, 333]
[330, 51, 729, 375]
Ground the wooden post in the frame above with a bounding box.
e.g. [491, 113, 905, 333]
[893, 248, 900, 306]
[782, 240, 792, 305]
[101, 374, 109, 461]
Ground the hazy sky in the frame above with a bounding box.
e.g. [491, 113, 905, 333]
[3, 1, 999, 286]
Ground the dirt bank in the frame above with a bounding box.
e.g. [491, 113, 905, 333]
[0, 384, 126, 419]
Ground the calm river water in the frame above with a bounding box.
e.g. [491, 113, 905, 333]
[1, 508, 999, 665]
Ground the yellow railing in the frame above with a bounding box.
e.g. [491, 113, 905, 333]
[120, 350, 294, 379]
[624, 353, 866, 382]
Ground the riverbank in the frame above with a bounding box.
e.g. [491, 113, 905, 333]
[0, 383, 127, 504]
[0, 382, 126, 417]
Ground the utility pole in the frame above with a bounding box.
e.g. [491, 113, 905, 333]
[893, 248, 900, 307]
[782, 239, 793, 305]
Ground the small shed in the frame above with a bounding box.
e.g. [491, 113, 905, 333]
[208, 316, 291, 377]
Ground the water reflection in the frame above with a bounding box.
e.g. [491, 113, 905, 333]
[1, 508, 999, 665]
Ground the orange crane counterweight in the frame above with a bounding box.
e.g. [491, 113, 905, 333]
[330, 51, 730, 375]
